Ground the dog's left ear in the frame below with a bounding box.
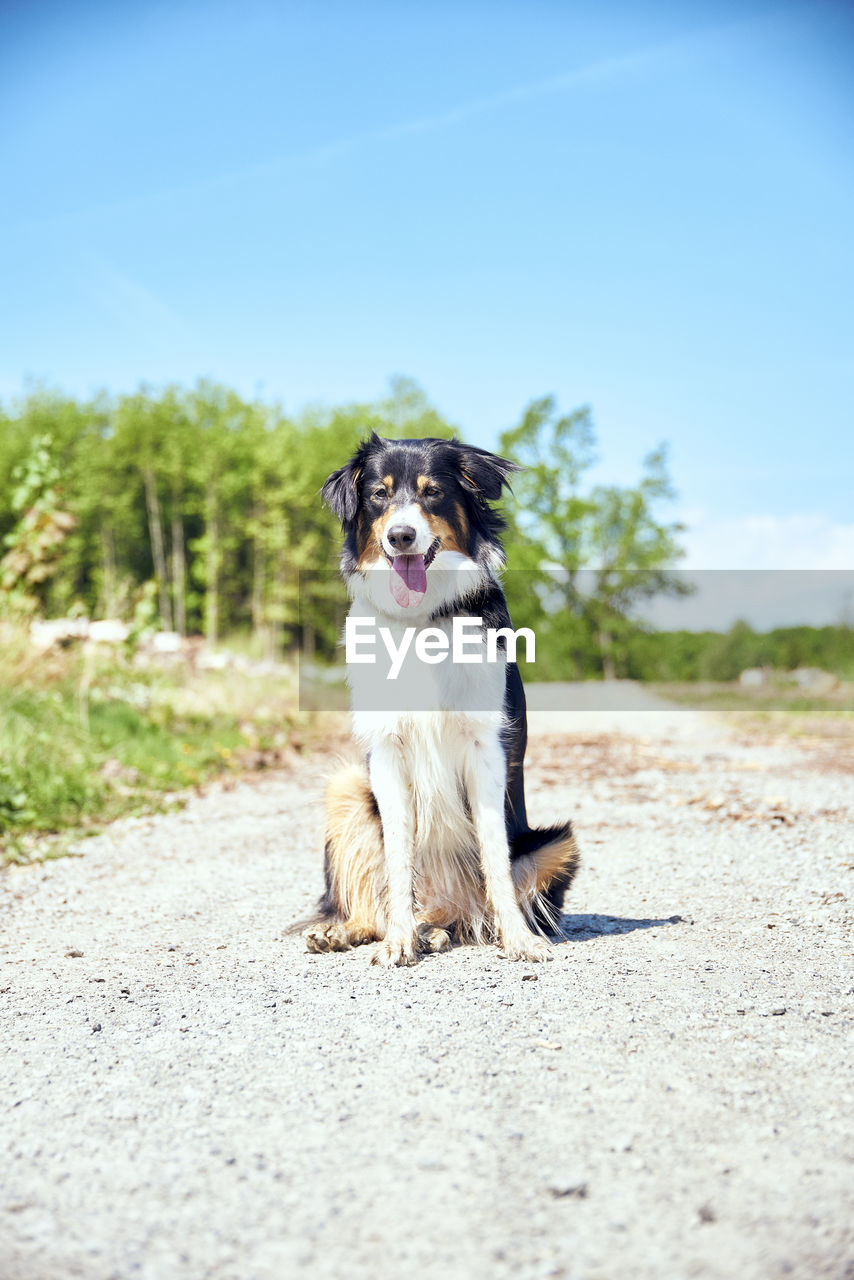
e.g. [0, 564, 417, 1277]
[321, 458, 361, 527]
[455, 444, 520, 501]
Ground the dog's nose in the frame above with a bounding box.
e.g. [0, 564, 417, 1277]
[386, 524, 417, 552]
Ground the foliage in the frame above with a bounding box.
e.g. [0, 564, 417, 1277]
[499, 396, 688, 678]
[1, 380, 850, 684]
[0, 378, 457, 650]
[623, 622, 854, 683]
[0, 433, 76, 613]
[0, 621, 307, 864]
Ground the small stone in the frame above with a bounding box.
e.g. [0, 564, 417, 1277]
[698, 1204, 716, 1223]
[65, 950, 84, 958]
[771, 1007, 786, 1016]
[91, 1023, 102, 1033]
[522, 974, 538, 982]
[549, 1181, 588, 1199]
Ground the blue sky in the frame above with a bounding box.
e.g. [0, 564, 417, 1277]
[2, 0, 852, 569]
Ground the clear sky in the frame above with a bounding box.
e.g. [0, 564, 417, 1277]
[2, 0, 852, 570]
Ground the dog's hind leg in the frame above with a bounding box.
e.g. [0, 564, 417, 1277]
[416, 921, 452, 953]
[303, 764, 387, 954]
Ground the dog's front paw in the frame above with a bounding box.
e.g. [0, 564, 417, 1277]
[371, 931, 419, 968]
[499, 932, 555, 962]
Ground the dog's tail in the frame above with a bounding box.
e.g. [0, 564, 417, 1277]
[511, 822, 579, 935]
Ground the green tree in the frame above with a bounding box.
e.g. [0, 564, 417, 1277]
[500, 398, 687, 678]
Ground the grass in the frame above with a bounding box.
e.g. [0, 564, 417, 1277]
[652, 680, 854, 741]
[0, 621, 319, 865]
[4, 619, 851, 866]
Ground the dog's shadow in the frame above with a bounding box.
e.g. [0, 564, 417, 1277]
[555, 912, 685, 941]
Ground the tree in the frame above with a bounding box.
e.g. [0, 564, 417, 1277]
[500, 398, 688, 679]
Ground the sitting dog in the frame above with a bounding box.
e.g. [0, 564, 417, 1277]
[304, 433, 578, 967]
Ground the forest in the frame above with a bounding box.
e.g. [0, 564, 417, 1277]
[1, 376, 851, 681]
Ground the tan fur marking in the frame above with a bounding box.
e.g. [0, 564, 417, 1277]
[373, 511, 391, 542]
[324, 764, 388, 936]
[416, 475, 435, 494]
[454, 501, 469, 546]
[319, 773, 577, 953]
[355, 514, 387, 569]
[357, 504, 412, 565]
[382, 474, 394, 492]
[425, 511, 465, 555]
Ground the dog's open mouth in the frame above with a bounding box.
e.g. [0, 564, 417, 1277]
[386, 539, 439, 608]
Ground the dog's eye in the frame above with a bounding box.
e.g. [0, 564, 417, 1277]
[424, 484, 442, 498]
[371, 486, 387, 502]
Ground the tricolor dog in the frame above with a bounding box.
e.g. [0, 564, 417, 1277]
[304, 433, 578, 967]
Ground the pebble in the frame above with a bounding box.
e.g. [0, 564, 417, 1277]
[549, 1181, 589, 1200]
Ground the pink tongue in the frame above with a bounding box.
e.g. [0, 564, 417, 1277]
[390, 554, 427, 607]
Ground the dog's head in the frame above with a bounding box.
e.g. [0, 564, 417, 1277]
[322, 434, 518, 611]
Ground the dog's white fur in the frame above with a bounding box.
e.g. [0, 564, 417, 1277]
[347, 554, 554, 967]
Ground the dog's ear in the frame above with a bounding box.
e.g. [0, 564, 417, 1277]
[454, 444, 520, 501]
[321, 457, 361, 526]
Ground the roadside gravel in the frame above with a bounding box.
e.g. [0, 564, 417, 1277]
[2, 692, 852, 1280]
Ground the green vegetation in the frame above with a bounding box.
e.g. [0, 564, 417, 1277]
[623, 621, 854, 683]
[514, 620, 854, 685]
[3, 377, 850, 686]
[500, 397, 688, 680]
[0, 378, 685, 668]
[0, 620, 308, 864]
[0, 376, 456, 657]
[1, 374, 850, 860]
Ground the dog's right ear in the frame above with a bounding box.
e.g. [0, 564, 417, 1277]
[321, 457, 361, 527]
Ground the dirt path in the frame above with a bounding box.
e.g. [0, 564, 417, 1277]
[2, 695, 852, 1280]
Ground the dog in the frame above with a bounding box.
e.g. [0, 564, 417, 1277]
[303, 433, 578, 967]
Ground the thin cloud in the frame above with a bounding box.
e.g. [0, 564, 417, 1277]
[86, 258, 197, 344]
[18, 18, 746, 232]
[683, 512, 854, 572]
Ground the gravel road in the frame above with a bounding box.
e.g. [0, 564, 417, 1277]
[2, 689, 852, 1280]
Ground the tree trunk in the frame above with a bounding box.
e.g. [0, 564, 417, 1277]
[599, 630, 616, 681]
[302, 620, 315, 666]
[251, 516, 264, 646]
[100, 524, 117, 618]
[142, 467, 173, 631]
[204, 486, 219, 647]
[269, 554, 288, 659]
[171, 510, 186, 637]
